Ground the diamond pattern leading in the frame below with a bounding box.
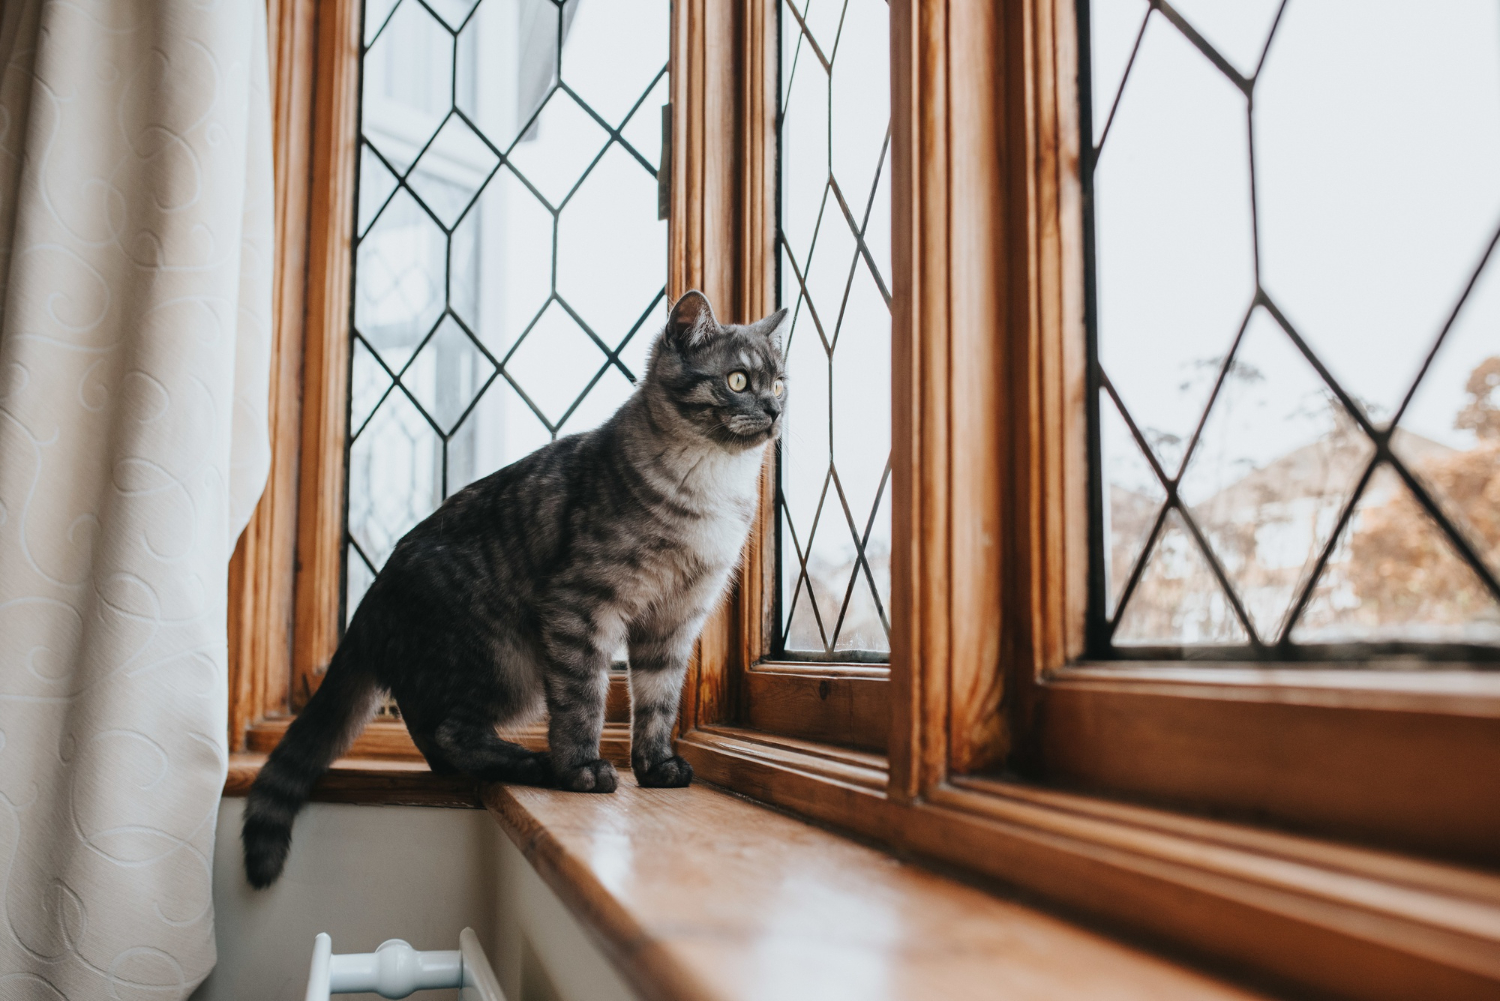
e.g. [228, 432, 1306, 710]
[344, 0, 670, 625]
[1084, 0, 1500, 658]
[778, 0, 893, 659]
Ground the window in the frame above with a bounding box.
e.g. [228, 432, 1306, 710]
[1084, 0, 1500, 661]
[776, 0, 893, 661]
[345, 0, 670, 626]
[234, 2, 1500, 994]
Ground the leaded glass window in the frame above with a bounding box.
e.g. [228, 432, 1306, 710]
[777, 0, 893, 661]
[1083, 0, 1500, 660]
[345, 0, 669, 622]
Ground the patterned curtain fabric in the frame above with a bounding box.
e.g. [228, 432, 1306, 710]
[0, 2, 272, 998]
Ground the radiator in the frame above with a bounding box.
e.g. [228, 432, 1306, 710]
[304, 927, 505, 1001]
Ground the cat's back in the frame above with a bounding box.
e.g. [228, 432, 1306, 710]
[376, 431, 592, 589]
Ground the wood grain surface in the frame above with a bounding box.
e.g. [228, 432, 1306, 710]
[224, 753, 480, 808]
[243, 717, 633, 769]
[486, 780, 1270, 1001]
[289, 0, 361, 710]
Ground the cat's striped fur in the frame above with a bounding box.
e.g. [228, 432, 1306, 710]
[243, 291, 786, 887]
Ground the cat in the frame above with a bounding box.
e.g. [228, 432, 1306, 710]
[242, 290, 787, 888]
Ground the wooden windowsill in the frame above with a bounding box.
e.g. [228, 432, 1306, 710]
[225, 752, 482, 808]
[221, 754, 1269, 998]
[224, 738, 1500, 998]
[484, 779, 1269, 1001]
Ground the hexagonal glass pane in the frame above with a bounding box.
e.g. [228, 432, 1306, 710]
[450, 164, 556, 359]
[403, 314, 499, 435]
[349, 335, 395, 437]
[1114, 510, 1250, 647]
[408, 114, 500, 230]
[829, 0, 888, 211]
[348, 388, 443, 570]
[779, 271, 833, 548]
[561, 0, 668, 128]
[454, 0, 561, 155]
[362, 0, 453, 175]
[1393, 249, 1500, 587]
[505, 301, 607, 429]
[1100, 389, 1166, 620]
[1087, 0, 1150, 146]
[557, 143, 665, 342]
[357, 143, 399, 238]
[1178, 308, 1374, 642]
[830, 257, 890, 527]
[354, 187, 447, 363]
[779, 12, 831, 272]
[619, 73, 669, 173]
[505, 88, 610, 209]
[1094, 16, 1255, 478]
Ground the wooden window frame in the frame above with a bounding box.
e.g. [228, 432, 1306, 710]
[667, 0, 896, 760]
[667, 1, 1500, 996]
[235, 1, 1500, 996]
[235, 0, 653, 762]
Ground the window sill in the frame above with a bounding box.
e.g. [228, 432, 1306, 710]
[483, 778, 1267, 1001]
[225, 752, 482, 808]
[225, 726, 1500, 1000]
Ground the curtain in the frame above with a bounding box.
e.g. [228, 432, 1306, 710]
[0, 2, 273, 998]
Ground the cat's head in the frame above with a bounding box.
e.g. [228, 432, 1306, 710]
[646, 290, 788, 450]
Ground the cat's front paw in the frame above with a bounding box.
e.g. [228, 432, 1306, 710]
[556, 758, 618, 793]
[634, 755, 694, 788]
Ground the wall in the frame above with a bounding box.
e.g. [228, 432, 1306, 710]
[192, 798, 636, 1001]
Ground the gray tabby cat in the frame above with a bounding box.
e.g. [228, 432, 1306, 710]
[243, 291, 786, 887]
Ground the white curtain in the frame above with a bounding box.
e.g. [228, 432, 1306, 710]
[0, 2, 273, 998]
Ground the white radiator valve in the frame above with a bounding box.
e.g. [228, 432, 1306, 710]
[305, 927, 505, 1001]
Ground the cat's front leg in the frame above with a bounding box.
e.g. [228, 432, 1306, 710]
[626, 616, 700, 788]
[541, 612, 617, 793]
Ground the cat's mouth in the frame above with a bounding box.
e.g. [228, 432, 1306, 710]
[721, 414, 780, 443]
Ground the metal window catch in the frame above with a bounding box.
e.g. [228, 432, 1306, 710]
[305, 927, 505, 1001]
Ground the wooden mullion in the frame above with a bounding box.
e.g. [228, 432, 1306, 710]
[290, 0, 362, 709]
[670, 0, 741, 732]
[944, 0, 1009, 775]
[733, 0, 781, 720]
[888, 0, 949, 803]
[998, 0, 1090, 771]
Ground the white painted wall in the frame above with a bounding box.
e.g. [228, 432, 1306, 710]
[192, 799, 636, 1001]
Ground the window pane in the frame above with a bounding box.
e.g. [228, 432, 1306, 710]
[777, 0, 892, 660]
[1086, 0, 1500, 657]
[346, 0, 669, 623]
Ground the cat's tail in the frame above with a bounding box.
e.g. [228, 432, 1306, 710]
[241, 647, 381, 888]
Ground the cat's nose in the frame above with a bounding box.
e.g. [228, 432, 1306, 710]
[760, 397, 781, 418]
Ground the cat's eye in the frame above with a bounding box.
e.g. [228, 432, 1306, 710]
[772, 379, 784, 398]
[727, 371, 748, 392]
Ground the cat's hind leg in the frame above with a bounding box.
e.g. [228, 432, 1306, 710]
[426, 713, 553, 786]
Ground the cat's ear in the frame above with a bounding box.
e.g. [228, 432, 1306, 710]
[750, 307, 789, 354]
[666, 290, 719, 348]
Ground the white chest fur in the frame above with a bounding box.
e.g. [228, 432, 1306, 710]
[680, 445, 765, 568]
